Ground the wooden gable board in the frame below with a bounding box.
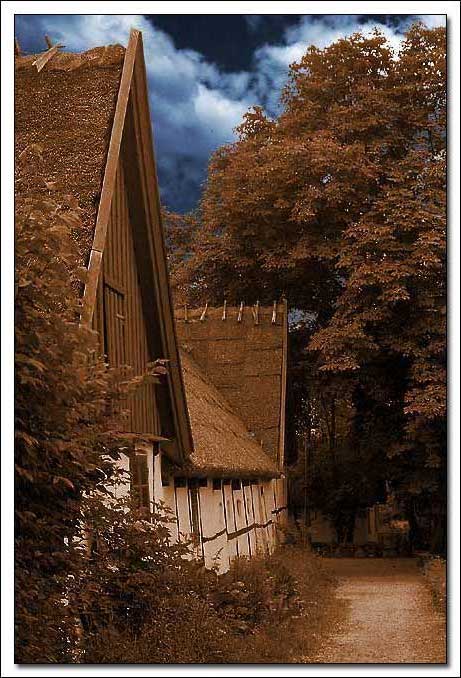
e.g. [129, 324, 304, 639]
[81, 30, 193, 463]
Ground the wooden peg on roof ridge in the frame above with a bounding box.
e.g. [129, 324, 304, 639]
[237, 301, 244, 322]
[33, 43, 65, 72]
[222, 300, 227, 321]
[253, 300, 260, 325]
[199, 302, 208, 321]
[45, 35, 53, 49]
[272, 301, 277, 324]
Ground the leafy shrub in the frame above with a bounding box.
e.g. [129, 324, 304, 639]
[70, 494, 228, 663]
[212, 554, 300, 634]
[14, 173, 129, 661]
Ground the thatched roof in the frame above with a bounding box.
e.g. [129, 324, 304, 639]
[175, 303, 287, 467]
[15, 45, 125, 265]
[179, 351, 278, 479]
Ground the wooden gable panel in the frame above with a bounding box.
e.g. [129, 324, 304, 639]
[84, 30, 193, 462]
[98, 161, 159, 435]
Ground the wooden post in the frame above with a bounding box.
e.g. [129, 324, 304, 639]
[14, 38, 21, 56]
[271, 300, 277, 324]
[253, 300, 260, 325]
[222, 300, 227, 321]
[199, 302, 208, 321]
[303, 409, 312, 549]
[44, 35, 53, 49]
[237, 301, 244, 322]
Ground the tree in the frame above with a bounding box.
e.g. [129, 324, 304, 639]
[177, 23, 446, 549]
[162, 208, 199, 305]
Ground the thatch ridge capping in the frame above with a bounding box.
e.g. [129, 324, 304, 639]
[15, 44, 126, 72]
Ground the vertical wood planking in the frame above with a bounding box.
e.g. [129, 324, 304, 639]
[102, 159, 157, 435]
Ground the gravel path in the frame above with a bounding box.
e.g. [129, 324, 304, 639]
[311, 558, 446, 664]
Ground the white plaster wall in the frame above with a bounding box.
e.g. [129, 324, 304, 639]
[113, 452, 131, 500]
[112, 451, 287, 573]
[253, 483, 269, 556]
[175, 486, 191, 541]
[112, 444, 154, 505]
[244, 483, 257, 556]
[263, 480, 276, 553]
[152, 452, 163, 505]
[199, 482, 228, 572]
[152, 452, 179, 543]
[222, 483, 238, 561]
[233, 484, 250, 557]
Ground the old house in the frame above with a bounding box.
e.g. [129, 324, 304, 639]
[15, 30, 288, 573]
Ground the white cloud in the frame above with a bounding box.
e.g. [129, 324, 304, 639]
[194, 84, 248, 138]
[14, 13, 444, 211]
[417, 15, 446, 29]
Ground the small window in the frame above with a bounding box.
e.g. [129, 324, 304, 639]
[231, 478, 241, 490]
[212, 479, 222, 491]
[103, 283, 126, 367]
[130, 452, 150, 511]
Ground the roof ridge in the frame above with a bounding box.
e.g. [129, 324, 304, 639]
[176, 301, 286, 326]
[15, 44, 126, 72]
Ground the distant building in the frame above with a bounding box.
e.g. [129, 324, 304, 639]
[15, 30, 287, 573]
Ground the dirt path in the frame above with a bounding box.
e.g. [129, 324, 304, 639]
[310, 558, 446, 664]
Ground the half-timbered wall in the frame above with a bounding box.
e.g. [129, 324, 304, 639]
[93, 162, 159, 435]
[151, 454, 287, 573]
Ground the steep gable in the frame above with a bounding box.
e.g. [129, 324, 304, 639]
[175, 302, 288, 468]
[15, 31, 193, 463]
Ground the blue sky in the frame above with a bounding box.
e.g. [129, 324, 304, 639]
[15, 14, 445, 213]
